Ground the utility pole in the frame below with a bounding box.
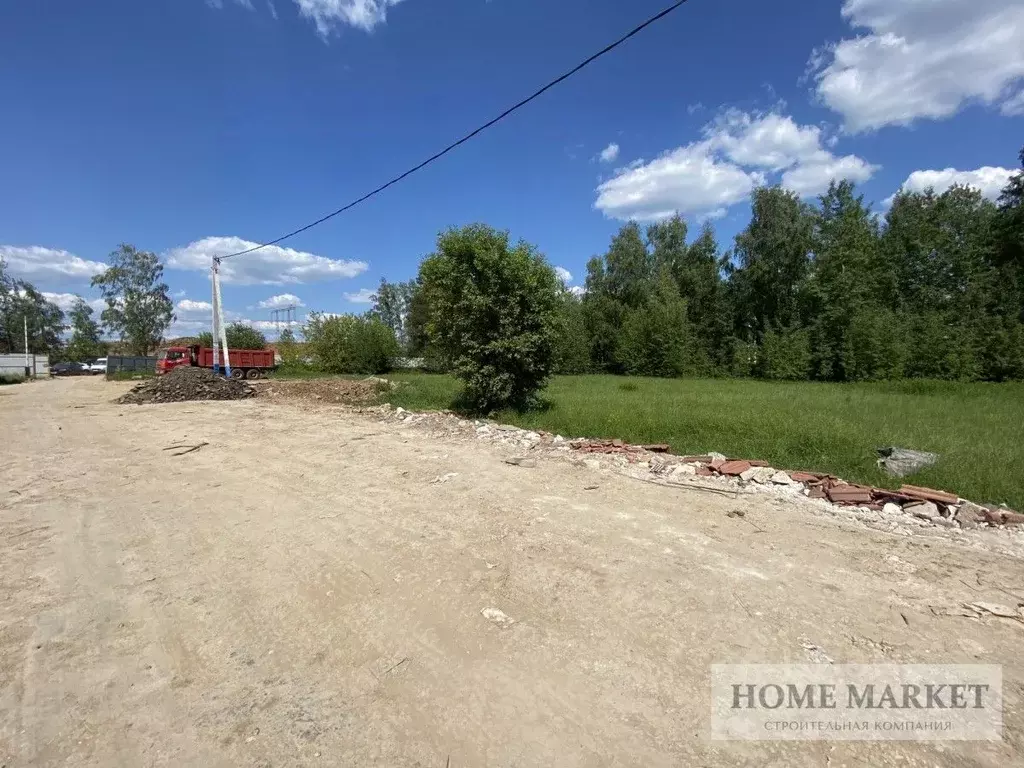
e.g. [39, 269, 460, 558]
[23, 316, 30, 379]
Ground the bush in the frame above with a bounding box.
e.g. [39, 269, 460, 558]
[418, 224, 560, 412]
[757, 326, 811, 380]
[304, 313, 399, 375]
[841, 308, 906, 381]
[615, 272, 691, 378]
[0, 373, 25, 385]
[552, 295, 591, 375]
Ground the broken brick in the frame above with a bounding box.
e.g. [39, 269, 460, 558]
[790, 471, 827, 484]
[719, 460, 752, 476]
[898, 484, 959, 506]
[826, 486, 874, 505]
[1003, 511, 1024, 526]
[710, 457, 727, 471]
[681, 455, 713, 464]
[695, 466, 716, 477]
[808, 486, 827, 499]
[747, 459, 770, 468]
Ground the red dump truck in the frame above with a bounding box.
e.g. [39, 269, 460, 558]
[156, 345, 277, 379]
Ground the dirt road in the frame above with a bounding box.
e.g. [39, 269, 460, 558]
[1, 377, 1021, 767]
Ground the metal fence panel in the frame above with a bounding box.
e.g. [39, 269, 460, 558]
[106, 355, 158, 374]
[0, 354, 48, 378]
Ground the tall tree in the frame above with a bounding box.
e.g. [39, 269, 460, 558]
[730, 187, 815, 341]
[603, 222, 652, 309]
[672, 222, 731, 373]
[371, 278, 417, 348]
[65, 297, 104, 362]
[0, 262, 65, 355]
[91, 244, 174, 356]
[807, 180, 883, 380]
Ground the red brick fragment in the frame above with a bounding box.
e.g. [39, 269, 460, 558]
[827, 486, 873, 504]
[1003, 511, 1024, 526]
[719, 460, 752, 476]
[899, 484, 959, 506]
[709, 457, 727, 471]
[747, 459, 770, 468]
[808, 486, 827, 499]
[790, 471, 826, 484]
[695, 466, 716, 477]
[681, 455, 713, 464]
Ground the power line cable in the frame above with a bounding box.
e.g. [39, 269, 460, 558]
[218, 0, 692, 262]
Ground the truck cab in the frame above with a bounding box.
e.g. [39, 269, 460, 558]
[156, 346, 196, 375]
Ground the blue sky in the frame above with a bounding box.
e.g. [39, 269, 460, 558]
[1, 0, 1022, 338]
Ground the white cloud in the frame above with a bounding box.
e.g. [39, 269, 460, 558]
[554, 267, 573, 284]
[888, 166, 1015, 205]
[343, 287, 376, 304]
[568, 285, 587, 298]
[257, 293, 305, 309]
[709, 110, 823, 171]
[810, 0, 1024, 131]
[598, 143, 620, 164]
[781, 152, 877, 198]
[0, 245, 106, 283]
[177, 299, 214, 314]
[595, 141, 762, 222]
[291, 0, 404, 36]
[40, 292, 106, 314]
[166, 236, 368, 286]
[595, 111, 877, 220]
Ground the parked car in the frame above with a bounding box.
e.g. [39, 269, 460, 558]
[88, 358, 108, 375]
[50, 362, 90, 376]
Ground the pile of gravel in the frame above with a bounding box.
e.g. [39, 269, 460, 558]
[117, 366, 257, 405]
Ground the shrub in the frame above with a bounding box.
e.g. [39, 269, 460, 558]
[615, 272, 691, 378]
[418, 224, 560, 412]
[757, 326, 812, 380]
[304, 313, 399, 375]
[0, 373, 25, 385]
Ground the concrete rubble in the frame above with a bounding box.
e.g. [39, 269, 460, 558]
[347, 401, 1024, 539]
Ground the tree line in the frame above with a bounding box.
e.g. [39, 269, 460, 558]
[0, 244, 176, 362]
[370, 146, 1024, 388]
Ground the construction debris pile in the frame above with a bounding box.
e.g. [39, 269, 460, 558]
[117, 367, 257, 405]
[569, 440, 1024, 531]
[313, 400, 1024, 537]
[258, 377, 393, 405]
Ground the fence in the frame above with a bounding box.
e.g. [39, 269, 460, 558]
[0, 353, 49, 378]
[105, 355, 158, 375]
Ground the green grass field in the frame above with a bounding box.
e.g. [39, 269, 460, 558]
[386, 373, 1024, 510]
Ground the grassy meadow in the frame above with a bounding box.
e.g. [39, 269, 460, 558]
[386, 373, 1024, 510]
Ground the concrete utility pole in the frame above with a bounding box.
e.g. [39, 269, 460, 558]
[23, 316, 30, 379]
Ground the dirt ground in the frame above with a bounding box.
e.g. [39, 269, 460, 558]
[1, 377, 1021, 767]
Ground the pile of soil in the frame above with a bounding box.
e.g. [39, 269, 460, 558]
[259, 377, 390, 405]
[117, 367, 257, 404]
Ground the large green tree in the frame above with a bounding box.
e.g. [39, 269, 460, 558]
[91, 244, 174, 355]
[0, 261, 65, 355]
[371, 278, 417, 349]
[730, 187, 815, 341]
[418, 224, 560, 412]
[65, 298, 104, 362]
